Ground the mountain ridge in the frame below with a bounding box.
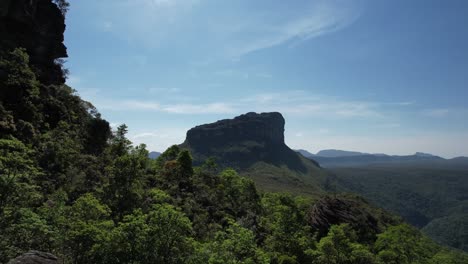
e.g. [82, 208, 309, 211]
[294, 149, 465, 168]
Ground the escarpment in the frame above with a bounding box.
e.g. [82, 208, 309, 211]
[0, 0, 68, 84]
[181, 112, 308, 171]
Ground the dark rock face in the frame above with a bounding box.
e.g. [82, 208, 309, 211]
[307, 196, 383, 242]
[181, 112, 306, 171]
[7, 251, 58, 264]
[186, 112, 285, 146]
[0, 0, 67, 84]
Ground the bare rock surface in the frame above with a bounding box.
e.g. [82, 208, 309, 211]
[7, 251, 58, 264]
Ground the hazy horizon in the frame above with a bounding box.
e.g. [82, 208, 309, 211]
[65, 0, 468, 158]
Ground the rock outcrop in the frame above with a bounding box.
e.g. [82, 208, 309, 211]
[7, 251, 58, 264]
[181, 112, 307, 171]
[186, 112, 285, 147]
[0, 0, 67, 84]
[307, 196, 393, 242]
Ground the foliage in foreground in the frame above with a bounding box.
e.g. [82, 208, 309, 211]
[1, 48, 468, 263]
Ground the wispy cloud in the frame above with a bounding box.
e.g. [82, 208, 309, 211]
[162, 103, 235, 114]
[129, 128, 188, 152]
[91, 90, 389, 118]
[422, 108, 451, 118]
[223, 1, 362, 57]
[95, 0, 362, 58]
[125, 100, 161, 110]
[240, 92, 382, 118]
[98, 99, 235, 114]
[147, 87, 180, 94]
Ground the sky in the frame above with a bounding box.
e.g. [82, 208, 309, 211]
[64, 0, 468, 158]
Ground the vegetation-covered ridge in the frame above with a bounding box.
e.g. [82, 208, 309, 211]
[1, 0, 467, 263]
[332, 165, 468, 252]
[1, 49, 467, 264]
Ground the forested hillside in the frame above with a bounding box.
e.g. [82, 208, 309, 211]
[332, 165, 468, 252]
[1, 1, 468, 263]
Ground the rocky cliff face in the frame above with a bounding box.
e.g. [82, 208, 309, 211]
[0, 0, 67, 84]
[307, 196, 395, 242]
[186, 112, 285, 147]
[181, 112, 306, 171]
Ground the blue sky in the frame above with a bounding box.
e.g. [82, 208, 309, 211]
[64, 0, 468, 158]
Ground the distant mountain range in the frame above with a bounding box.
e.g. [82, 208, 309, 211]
[148, 151, 161, 159]
[296, 149, 467, 168]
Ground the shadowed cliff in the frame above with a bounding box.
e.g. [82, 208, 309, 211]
[0, 0, 67, 85]
[180, 112, 327, 194]
[181, 112, 309, 172]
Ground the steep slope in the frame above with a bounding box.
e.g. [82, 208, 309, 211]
[180, 112, 328, 194]
[0, 0, 68, 85]
[332, 164, 468, 251]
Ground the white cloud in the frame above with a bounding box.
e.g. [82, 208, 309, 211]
[224, 1, 361, 57]
[129, 128, 188, 152]
[148, 87, 180, 94]
[162, 103, 235, 114]
[124, 100, 161, 110]
[89, 90, 391, 118]
[240, 92, 382, 118]
[256, 73, 273, 79]
[423, 108, 451, 118]
[93, 0, 361, 58]
[97, 99, 235, 114]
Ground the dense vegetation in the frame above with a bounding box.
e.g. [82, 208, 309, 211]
[1, 1, 468, 263]
[332, 165, 468, 252]
[0, 48, 467, 263]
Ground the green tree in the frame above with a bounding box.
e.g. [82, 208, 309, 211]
[219, 169, 261, 228]
[0, 138, 41, 214]
[145, 204, 194, 263]
[0, 48, 41, 140]
[105, 143, 149, 220]
[374, 224, 434, 264]
[192, 220, 269, 264]
[104, 194, 193, 264]
[0, 208, 54, 262]
[260, 193, 315, 263]
[64, 193, 113, 264]
[312, 224, 376, 264]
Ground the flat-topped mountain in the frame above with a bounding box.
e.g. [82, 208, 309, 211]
[186, 112, 285, 146]
[182, 112, 306, 170]
[180, 112, 327, 194]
